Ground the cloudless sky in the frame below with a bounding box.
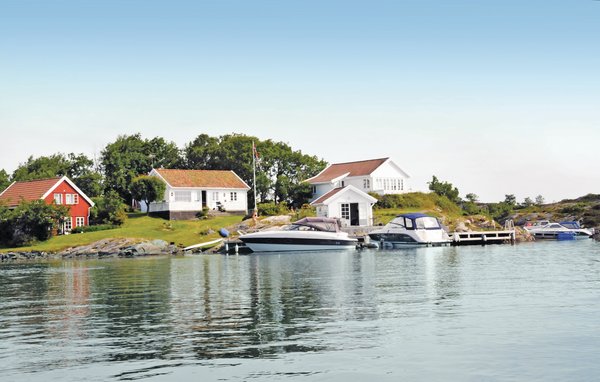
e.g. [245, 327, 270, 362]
[1, 0, 599, 202]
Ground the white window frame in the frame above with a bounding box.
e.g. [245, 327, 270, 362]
[73, 194, 79, 204]
[341, 203, 350, 220]
[75, 217, 85, 227]
[212, 192, 219, 201]
[174, 191, 192, 202]
[54, 193, 62, 205]
[64, 217, 72, 232]
[230, 192, 237, 201]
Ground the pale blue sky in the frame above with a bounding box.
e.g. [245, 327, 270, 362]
[1, 0, 599, 202]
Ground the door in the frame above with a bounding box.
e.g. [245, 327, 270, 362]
[350, 203, 359, 226]
[201, 191, 207, 208]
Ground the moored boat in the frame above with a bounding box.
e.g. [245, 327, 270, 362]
[524, 221, 593, 240]
[239, 217, 358, 252]
[368, 213, 451, 248]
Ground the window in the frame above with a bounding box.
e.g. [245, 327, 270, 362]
[54, 193, 62, 205]
[341, 203, 350, 220]
[400, 179, 404, 191]
[311, 186, 317, 194]
[65, 194, 79, 205]
[75, 217, 85, 227]
[64, 217, 72, 232]
[212, 192, 219, 201]
[363, 179, 370, 189]
[174, 191, 191, 202]
[230, 192, 237, 201]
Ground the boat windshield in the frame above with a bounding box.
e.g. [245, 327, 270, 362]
[560, 221, 581, 229]
[415, 217, 441, 229]
[285, 218, 340, 232]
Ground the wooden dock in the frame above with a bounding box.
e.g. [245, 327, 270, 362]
[451, 230, 515, 245]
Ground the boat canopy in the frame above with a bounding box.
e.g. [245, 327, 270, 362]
[293, 217, 341, 232]
[560, 221, 581, 229]
[389, 213, 442, 230]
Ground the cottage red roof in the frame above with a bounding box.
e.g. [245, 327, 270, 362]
[0, 177, 62, 207]
[154, 169, 250, 189]
[306, 158, 389, 184]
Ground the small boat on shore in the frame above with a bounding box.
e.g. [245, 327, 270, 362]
[368, 213, 452, 248]
[184, 238, 223, 251]
[524, 221, 593, 240]
[239, 217, 357, 252]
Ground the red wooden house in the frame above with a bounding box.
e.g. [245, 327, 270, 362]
[0, 176, 94, 232]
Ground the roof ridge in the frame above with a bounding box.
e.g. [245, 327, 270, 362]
[12, 176, 62, 184]
[331, 157, 388, 166]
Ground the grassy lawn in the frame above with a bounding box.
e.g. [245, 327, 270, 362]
[1, 213, 244, 253]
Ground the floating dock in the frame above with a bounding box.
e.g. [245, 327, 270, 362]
[451, 230, 515, 245]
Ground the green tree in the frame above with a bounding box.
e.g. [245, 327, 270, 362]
[9, 200, 69, 246]
[465, 193, 479, 203]
[129, 176, 167, 214]
[535, 195, 545, 206]
[90, 190, 128, 226]
[523, 197, 534, 207]
[428, 176, 460, 203]
[504, 194, 517, 207]
[184, 133, 326, 207]
[11, 153, 103, 197]
[0, 169, 10, 191]
[101, 134, 181, 202]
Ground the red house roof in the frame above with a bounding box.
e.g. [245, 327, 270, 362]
[153, 169, 250, 189]
[0, 176, 95, 208]
[0, 178, 63, 207]
[306, 158, 389, 184]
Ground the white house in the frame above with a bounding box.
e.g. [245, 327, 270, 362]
[310, 185, 378, 227]
[305, 158, 410, 226]
[306, 157, 410, 201]
[144, 168, 250, 220]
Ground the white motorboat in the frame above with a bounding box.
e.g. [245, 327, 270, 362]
[523, 221, 594, 240]
[239, 217, 358, 252]
[368, 213, 452, 248]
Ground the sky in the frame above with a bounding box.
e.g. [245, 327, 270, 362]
[1, 0, 599, 202]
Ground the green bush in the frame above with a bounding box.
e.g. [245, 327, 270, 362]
[196, 206, 210, 219]
[560, 203, 586, 214]
[292, 204, 316, 220]
[0, 200, 69, 246]
[90, 190, 128, 226]
[71, 224, 118, 234]
[258, 202, 290, 216]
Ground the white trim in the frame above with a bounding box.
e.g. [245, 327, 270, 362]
[0, 181, 16, 197]
[230, 170, 251, 190]
[310, 185, 378, 206]
[150, 169, 174, 188]
[42, 176, 95, 207]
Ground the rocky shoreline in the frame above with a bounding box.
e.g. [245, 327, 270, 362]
[0, 238, 183, 262]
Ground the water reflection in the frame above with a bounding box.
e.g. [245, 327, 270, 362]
[2, 241, 600, 381]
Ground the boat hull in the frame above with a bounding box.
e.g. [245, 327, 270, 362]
[240, 231, 357, 252]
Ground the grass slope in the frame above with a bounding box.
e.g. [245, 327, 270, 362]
[1, 213, 243, 253]
[372, 192, 463, 227]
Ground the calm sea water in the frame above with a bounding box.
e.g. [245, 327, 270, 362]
[1, 241, 600, 381]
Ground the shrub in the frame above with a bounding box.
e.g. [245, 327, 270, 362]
[258, 202, 290, 216]
[71, 224, 117, 234]
[293, 204, 316, 220]
[196, 206, 210, 219]
[1, 200, 69, 246]
[90, 190, 128, 226]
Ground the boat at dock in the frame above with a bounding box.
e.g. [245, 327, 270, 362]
[239, 217, 358, 252]
[368, 213, 452, 248]
[524, 221, 594, 240]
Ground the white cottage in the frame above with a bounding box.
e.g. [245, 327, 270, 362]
[305, 158, 410, 226]
[145, 168, 250, 220]
[310, 185, 378, 227]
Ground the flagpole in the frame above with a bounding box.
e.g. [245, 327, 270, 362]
[252, 141, 257, 213]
